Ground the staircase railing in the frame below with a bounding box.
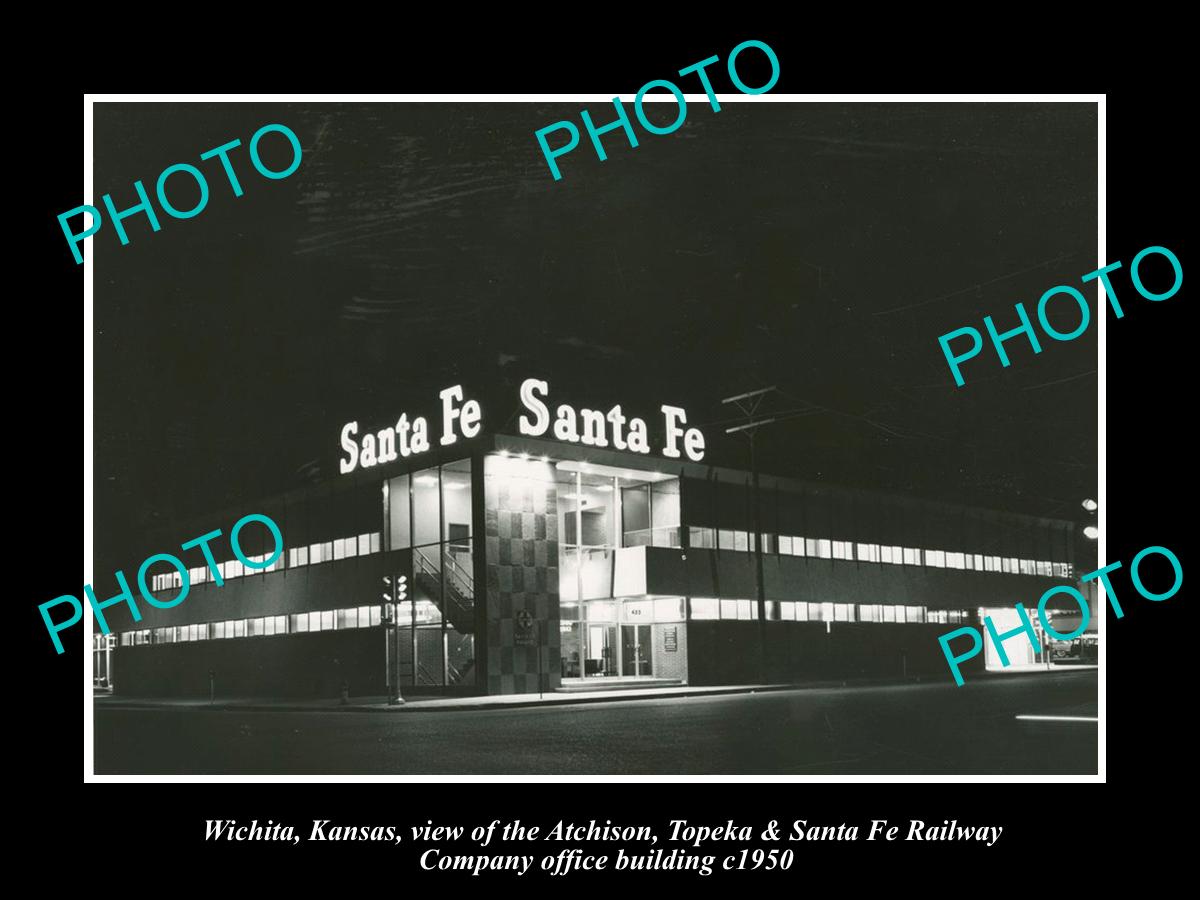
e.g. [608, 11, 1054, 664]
[441, 546, 474, 594]
[413, 546, 475, 633]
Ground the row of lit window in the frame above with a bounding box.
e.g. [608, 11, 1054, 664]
[687, 528, 1072, 578]
[116, 596, 465, 646]
[119, 606, 385, 646]
[118, 599, 964, 646]
[688, 598, 968, 625]
[287, 533, 382, 569]
[151, 532, 384, 593]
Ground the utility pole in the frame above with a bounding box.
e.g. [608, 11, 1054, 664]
[722, 386, 778, 685]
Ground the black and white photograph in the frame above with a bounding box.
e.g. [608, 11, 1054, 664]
[81, 94, 1105, 776]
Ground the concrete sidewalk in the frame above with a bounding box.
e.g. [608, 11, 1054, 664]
[94, 682, 797, 713]
[92, 668, 1095, 714]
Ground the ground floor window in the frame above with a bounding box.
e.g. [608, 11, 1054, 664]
[383, 545, 476, 689]
[687, 600, 968, 625]
[560, 597, 686, 682]
[93, 633, 115, 688]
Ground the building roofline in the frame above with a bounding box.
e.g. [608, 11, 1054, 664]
[490, 434, 1079, 531]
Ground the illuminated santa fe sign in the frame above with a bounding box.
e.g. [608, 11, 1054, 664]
[340, 385, 481, 474]
[518, 378, 705, 461]
[338, 378, 705, 475]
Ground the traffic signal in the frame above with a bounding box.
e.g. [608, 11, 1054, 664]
[381, 574, 409, 615]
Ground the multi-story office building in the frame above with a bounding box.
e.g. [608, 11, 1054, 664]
[95, 386, 1089, 698]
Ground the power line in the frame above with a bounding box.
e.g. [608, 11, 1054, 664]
[872, 251, 1085, 317]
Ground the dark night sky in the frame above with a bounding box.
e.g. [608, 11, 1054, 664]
[94, 101, 1097, 563]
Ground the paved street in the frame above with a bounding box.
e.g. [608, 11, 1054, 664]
[94, 672, 1097, 775]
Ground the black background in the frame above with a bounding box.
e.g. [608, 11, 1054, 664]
[19, 26, 1187, 880]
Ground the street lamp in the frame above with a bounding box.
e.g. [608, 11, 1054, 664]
[1081, 497, 1098, 540]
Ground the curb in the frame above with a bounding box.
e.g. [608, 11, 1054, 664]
[92, 668, 1095, 715]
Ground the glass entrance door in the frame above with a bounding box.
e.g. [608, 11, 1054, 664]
[621, 625, 652, 677]
[586, 625, 616, 676]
